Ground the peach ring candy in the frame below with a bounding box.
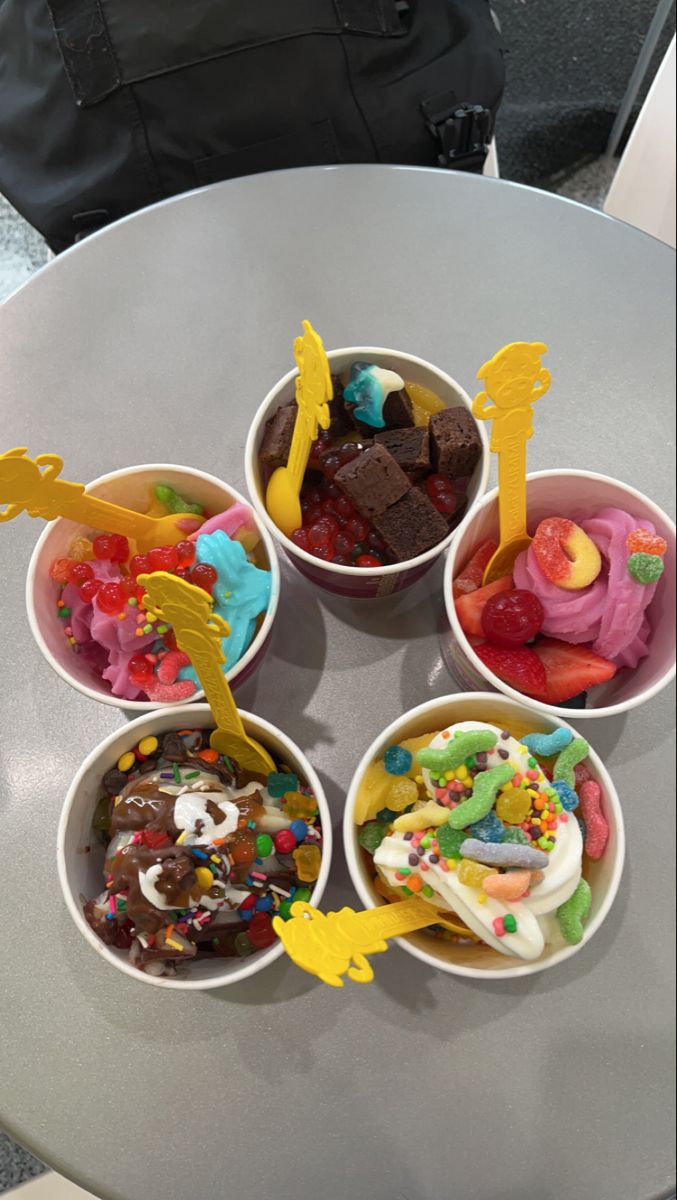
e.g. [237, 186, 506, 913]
[533, 516, 602, 590]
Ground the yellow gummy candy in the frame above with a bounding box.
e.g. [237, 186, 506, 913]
[496, 787, 532, 825]
[354, 760, 394, 825]
[393, 803, 450, 832]
[387, 777, 419, 811]
[284, 791, 319, 820]
[405, 382, 447, 427]
[457, 860, 498, 888]
[399, 733, 442, 777]
[292, 843, 322, 883]
[69, 535, 94, 561]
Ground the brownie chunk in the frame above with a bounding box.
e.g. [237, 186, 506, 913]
[373, 488, 449, 560]
[327, 374, 353, 438]
[383, 388, 414, 429]
[374, 426, 430, 474]
[429, 407, 481, 480]
[259, 404, 296, 472]
[334, 443, 410, 519]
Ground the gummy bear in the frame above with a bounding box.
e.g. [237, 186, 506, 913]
[457, 860, 498, 888]
[283, 791, 318, 820]
[292, 844, 322, 883]
[267, 772, 299, 798]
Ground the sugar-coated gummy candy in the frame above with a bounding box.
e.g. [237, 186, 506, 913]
[387, 777, 419, 811]
[392, 803, 449, 832]
[483, 870, 531, 900]
[495, 787, 532, 825]
[460, 838, 549, 870]
[154, 482, 204, 515]
[417, 729, 498, 774]
[383, 745, 414, 776]
[467, 811, 505, 843]
[522, 727, 573, 757]
[557, 879, 592, 944]
[553, 737, 589, 789]
[457, 860, 497, 888]
[501, 827, 530, 846]
[358, 821, 389, 854]
[283, 791, 318, 820]
[448, 763, 514, 830]
[626, 529, 668, 557]
[354, 760, 395, 825]
[435, 825, 468, 859]
[292, 844, 322, 883]
[550, 779, 579, 812]
[626, 552, 665, 584]
[579, 779, 609, 860]
[267, 771, 299, 797]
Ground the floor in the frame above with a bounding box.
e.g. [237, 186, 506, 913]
[0, 2, 674, 1196]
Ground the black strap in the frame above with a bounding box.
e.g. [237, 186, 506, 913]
[46, 0, 120, 106]
[422, 92, 492, 172]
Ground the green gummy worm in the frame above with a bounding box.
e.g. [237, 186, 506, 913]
[557, 879, 592, 945]
[553, 737, 589, 788]
[417, 730, 498, 774]
[154, 483, 204, 516]
[447, 763, 515, 830]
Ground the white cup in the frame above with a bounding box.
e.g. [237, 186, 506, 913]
[245, 347, 490, 599]
[58, 704, 332, 989]
[344, 692, 624, 980]
[442, 470, 676, 718]
[26, 464, 280, 710]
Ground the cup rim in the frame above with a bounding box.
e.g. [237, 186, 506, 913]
[57, 704, 333, 989]
[443, 468, 676, 719]
[25, 463, 281, 711]
[244, 346, 491, 578]
[343, 691, 626, 980]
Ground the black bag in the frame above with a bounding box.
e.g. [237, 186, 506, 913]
[0, 0, 504, 252]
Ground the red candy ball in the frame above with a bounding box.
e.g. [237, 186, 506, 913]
[149, 544, 179, 572]
[274, 829, 296, 855]
[347, 516, 369, 541]
[79, 579, 100, 604]
[49, 557, 74, 583]
[96, 582, 126, 615]
[67, 561, 94, 587]
[128, 654, 153, 684]
[481, 589, 544, 647]
[355, 554, 382, 568]
[291, 528, 310, 552]
[190, 563, 218, 594]
[308, 516, 338, 550]
[110, 534, 130, 563]
[129, 554, 151, 579]
[335, 496, 355, 520]
[93, 534, 117, 561]
[175, 540, 196, 568]
[334, 531, 356, 557]
[247, 912, 277, 950]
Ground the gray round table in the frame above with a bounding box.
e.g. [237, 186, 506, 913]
[1, 166, 675, 1200]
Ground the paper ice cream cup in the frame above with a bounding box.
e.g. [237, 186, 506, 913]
[58, 704, 332, 990]
[244, 347, 490, 599]
[344, 692, 624, 980]
[26, 464, 280, 710]
[442, 470, 676, 719]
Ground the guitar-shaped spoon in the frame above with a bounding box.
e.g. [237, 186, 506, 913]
[471, 342, 551, 584]
[265, 321, 333, 536]
[138, 570, 275, 776]
[273, 895, 479, 987]
[0, 447, 204, 551]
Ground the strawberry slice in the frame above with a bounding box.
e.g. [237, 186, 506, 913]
[455, 575, 513, 639]
[452, 539, 498, 599]
[475, 643, 548, 698]
[533, 639, 617, 705]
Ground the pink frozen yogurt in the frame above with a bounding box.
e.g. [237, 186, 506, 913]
[63, 561, 156, 700]
[513, 507, 659, 669]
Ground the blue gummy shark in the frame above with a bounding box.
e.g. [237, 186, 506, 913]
[344, 363, 405, 429]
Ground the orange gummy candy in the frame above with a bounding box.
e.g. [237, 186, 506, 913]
[626, 529, 668, 557]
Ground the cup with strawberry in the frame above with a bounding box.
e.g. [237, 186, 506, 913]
[443, 470, 675, 717]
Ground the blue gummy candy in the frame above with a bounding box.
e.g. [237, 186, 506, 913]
[384, 745, 414, 776]
[467, 811, 505, 843]
[267, 772, 299, 798]
[376, 807, 399, 823]
[522, 728, 573, 757]
[551, 780, 580, 812]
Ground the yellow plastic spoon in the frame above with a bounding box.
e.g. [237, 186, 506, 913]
[273, 895, 478, 988]
[265, 321, 333, 536]
[470, 342, 551, 584]
[0, 447, 204, 551]
[139, 570, 275, 776]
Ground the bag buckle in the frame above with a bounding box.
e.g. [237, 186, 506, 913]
[424, 101, 492, 171]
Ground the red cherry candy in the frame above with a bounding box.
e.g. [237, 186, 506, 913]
[175, 539, 196, 568]
[291, 528, 310, 552]
[426, 474, 454, 497]
[93, 534, 117, 561]
[110, 535, 130, 563]
[190, 563, 218, 594]
[247, 912, 277, 950]
[149, 544, 179, 572]
[347, 516, 369, 541]
[128, 654, 153, 683]
[481, 589, 545, 647]
[67, 561, 94, 587]
[332, 555, 351, 566]
[334, 531, 356, 556]
[335, 496, 355, 519]
[356, 554, 382, 568]
[303, 505, 323, 527]
[79, 579, 101, 604]
[308, 517, 338, 550]
[97, 582, 126, 615]
[312, 545, 333, 561]
[274, 829, 297, 855]
[319, 453, 342, 480]
[129, 554, 151, 579]
[431, 492, 457, 515]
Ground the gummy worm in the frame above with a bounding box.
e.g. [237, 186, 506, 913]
[579, 780, 609, 861]
[154, 483, 204, 516]
[553, 737, 589, 789]
[417, 730, 498, 774]
[557, 878, 592, 945]
[447, 763, 514, 830]
[522, 727, 573, 758]
[550, 779, 580, 812]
